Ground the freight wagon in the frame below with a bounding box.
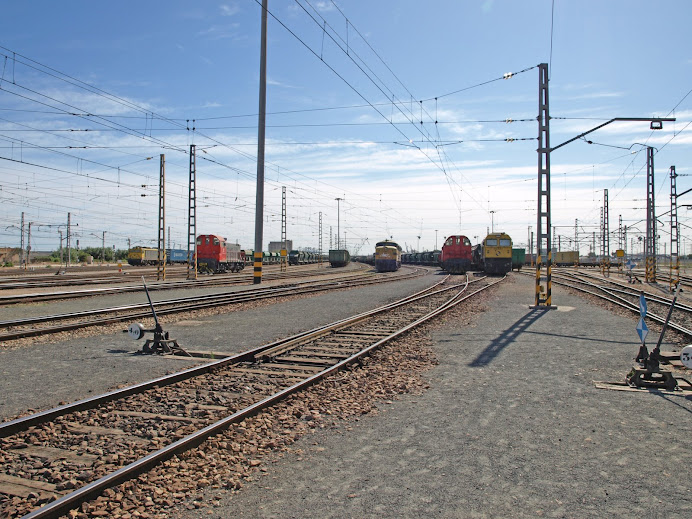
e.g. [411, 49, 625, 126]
[329, 249, 350, 268]
[553, 250, 579, 266]
[511, 248, 526, 271]
[166, 248, 190, 264]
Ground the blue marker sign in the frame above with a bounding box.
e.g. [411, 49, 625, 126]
[636, 318, 648, 344]
[639, 294, 647, 318]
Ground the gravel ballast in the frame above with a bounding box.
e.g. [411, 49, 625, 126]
[0, 268, 440, 421]
[169, 273, 692, 519]
[2, 271, 691, 518]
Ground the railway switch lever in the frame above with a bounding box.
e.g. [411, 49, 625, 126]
[626, 284, 681, 391]
[125, 277, 190, 356]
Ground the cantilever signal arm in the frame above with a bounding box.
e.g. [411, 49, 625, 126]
[551, 117, 676, 152]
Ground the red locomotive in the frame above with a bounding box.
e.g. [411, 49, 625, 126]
[439, 235, 473, 273]
[195, 234, 245, 273]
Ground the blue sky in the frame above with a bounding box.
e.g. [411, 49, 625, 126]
[1, 1, 691, 256]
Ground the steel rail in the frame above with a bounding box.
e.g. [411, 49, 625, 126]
[19, 275, 500, 519]
[555, 270, 692, 314]
[0, 270, 425, 341]
[528, 272, 692, 337]
[0, 273, 448, 437]
[0, 263, 372, 305]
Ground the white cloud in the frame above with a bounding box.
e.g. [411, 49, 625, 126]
[219, 3, 240, 17]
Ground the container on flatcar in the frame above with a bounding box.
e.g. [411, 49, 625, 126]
[374, 240, 402, 272]
[166, 248, 189, 264]
[481, 232, 512, 274]
[511, 248, 526, 271]
[196, 234, 244, 273]
[329, 249, 350, 267]
[439, 235, 473, 273]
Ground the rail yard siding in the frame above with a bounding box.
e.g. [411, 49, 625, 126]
[174, 273, 690, 519]
[0, 271, 439, 420]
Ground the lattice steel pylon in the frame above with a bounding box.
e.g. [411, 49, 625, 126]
[600, 189, 610, 276]
[617, 214, 623, 273]
[645, 146, 656, 283]
[157, 154, 166, 281]
[187, 145, 198, 280]
[281, 186, 287, 272]
[20, 212, 25, 268]
[670, 165, 680, 291]
[318, 212, 323, 267]
[534, 63, 553, 307]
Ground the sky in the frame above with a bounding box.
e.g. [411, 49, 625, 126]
[1, 0, 691, 257]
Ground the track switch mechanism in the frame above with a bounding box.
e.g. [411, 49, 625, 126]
[126, 277, 190, 356]
[626, 284, 681, 391]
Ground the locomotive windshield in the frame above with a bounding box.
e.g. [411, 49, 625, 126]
[486, 238, 498, 246]
[500, 239, 511, 246]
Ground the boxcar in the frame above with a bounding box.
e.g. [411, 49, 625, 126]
[329, 249, 350, 267]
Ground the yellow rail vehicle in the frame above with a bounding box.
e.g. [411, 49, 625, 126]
[127, 246, 163, 266]
[481, 232, 512, 275]
[374, 240, 402, 272]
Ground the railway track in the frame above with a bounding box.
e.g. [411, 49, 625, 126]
[0, 268, 424, 343]
[0, 264, 368, 306]
[0, 273, 504, 518]
[530, 268, 692, 338]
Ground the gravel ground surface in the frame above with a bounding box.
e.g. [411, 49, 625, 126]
[0, 267, 441, 421]
[167, 273, 692, 519]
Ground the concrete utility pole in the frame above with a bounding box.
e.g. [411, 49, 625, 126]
[253, 0, 268, 285]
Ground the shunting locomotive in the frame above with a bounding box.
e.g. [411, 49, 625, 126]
[374, 240, 402, 272]
[478, 232, 513, 274]
[196, 234, 245, 273]
[439, 235, 473, 273]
